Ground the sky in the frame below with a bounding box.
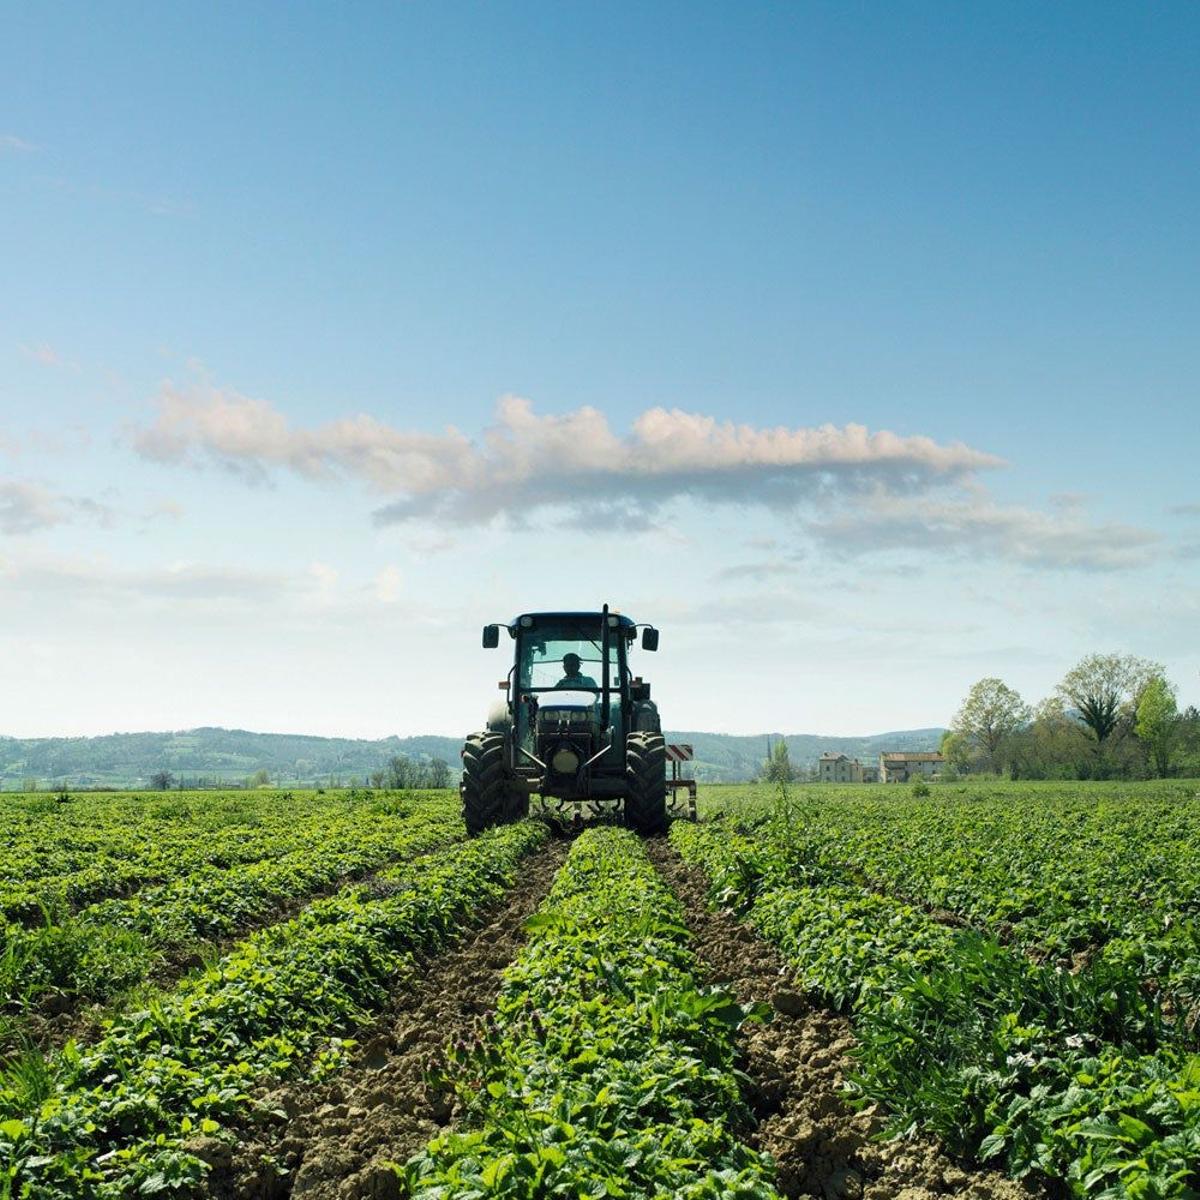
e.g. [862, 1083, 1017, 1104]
[2, 2, 1198, 740]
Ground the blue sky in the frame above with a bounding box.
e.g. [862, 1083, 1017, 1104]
[2, 2, 1197, 739]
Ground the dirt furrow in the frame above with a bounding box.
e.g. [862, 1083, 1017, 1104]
[215, 838, 568, 1200]
[646, 838, 1044, 1200]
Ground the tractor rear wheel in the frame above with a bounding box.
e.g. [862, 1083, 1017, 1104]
[461, 732, 525, 836]
[624, 732, 668, 835]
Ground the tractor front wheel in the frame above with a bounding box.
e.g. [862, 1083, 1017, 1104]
[624, 732, 668, 835]
[461, 732, 526, 836]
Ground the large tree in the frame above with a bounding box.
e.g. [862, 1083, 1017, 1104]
[1135, 675, 1180, 778]
[1056, 653, 1163, 744]
[951, 677, 1032, 765]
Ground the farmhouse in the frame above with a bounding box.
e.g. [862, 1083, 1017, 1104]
[879, 751, 945, 783]
[818, 753, 880, 783]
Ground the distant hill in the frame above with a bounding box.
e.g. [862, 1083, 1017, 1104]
[0, 725, 945, 789]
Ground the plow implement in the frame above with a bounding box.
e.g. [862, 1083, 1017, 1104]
[666, 742, 698, 820]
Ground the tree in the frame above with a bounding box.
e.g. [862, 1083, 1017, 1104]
[1057, 653, 1163, 745]
[428, 758, 452, 789]
[1178, 705, 1200, 777]
[1135, 675, 1180, 778]
[385, 755, 414, 789]
[939, 730, 974, 773]
[1005, 696, 1091, 779]
[248, 768, 271, 787]
[951, 678, 1031, 769]
[149, 769, 176, 791]
[762, 738, 795, 783]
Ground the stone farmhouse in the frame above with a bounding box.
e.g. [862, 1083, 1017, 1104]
[818, 753, 880, 783]
[818, 750, 946, 783]
[878, 751, 945, 783]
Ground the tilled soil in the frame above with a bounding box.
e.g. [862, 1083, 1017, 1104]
[214, 839, 569, 1200]
[646, 838, 1044, 1200]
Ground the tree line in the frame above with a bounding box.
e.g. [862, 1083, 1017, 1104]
[139, 754, 454, 792]
[945, 653, 1198, 779]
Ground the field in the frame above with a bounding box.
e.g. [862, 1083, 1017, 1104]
[2, 782, 1198, 1199]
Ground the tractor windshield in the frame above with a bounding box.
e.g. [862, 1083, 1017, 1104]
[516, 618, 624, 692]
[512, 615, 629, 767]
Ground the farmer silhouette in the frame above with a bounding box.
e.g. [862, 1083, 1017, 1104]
[556, 653, 597, 689]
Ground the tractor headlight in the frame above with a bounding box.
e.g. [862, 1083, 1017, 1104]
[551, 746, 581, 774]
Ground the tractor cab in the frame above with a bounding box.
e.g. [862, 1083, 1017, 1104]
[509, 611, 638, 776]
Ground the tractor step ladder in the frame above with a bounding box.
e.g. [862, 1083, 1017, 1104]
[666, 743, 697, 820]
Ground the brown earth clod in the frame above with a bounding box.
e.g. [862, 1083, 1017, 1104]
[214, 838, 569, 1200]
[645, 837, 1044, 1200]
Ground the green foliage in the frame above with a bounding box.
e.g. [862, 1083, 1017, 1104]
[673, 790, 1200, 1199]
[0, 791, 462, 1054]
[951, 678, 1032, 768]
[1136, 676, 1180, 778]
[761, 738, 794, 784]
[1058, 654, 1164, 746]
[402, 827, 781, 1199]
[0, 820, 546, 1198]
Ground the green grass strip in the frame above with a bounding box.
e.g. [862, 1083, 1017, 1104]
[672, 820, 1200, 1200]
[0, 821, 546, 1200]
[402, 826, 782, 1199]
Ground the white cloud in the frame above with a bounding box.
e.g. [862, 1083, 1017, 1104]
[0, 480, 115, 536]
[712, 560, 803, 583]
[0, 481, 67, 534]
[132, 384, 1003, 526]
[0, 134, 37, 153]
[0, 556, 293, 604]
[808, 494, 1161, 572]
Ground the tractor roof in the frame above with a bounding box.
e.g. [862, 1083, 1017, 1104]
[511, 611, 637, 628]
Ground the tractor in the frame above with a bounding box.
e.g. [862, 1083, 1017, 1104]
[460, 605, 694, 835]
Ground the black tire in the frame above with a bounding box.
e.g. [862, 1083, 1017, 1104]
[624, 732, 668, 835]
[461, 732, 525, 836]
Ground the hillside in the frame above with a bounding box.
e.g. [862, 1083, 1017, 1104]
[0, 725, 945, 789]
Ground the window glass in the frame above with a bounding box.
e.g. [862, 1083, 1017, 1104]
[516, 620, 624, 691]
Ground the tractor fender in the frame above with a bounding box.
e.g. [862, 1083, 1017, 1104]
[485, 699, 513, 733]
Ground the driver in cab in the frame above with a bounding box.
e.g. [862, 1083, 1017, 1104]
[556, 652, 597, 689]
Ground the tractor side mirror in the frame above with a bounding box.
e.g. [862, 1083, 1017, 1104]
[482, 624, 500, 648]
[641, 627, 659, 652]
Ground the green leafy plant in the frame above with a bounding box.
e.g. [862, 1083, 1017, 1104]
[401, 827, 782, 1199]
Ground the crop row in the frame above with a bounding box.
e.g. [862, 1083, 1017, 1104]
[402, 825, 781, 1199]
[0, 794, 462, 1056]
[0, 820, 547, 1200]
[0, 790, 425, 922]
[714, 786, 1200, 1028]
[672, 819, 1200, 1199]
